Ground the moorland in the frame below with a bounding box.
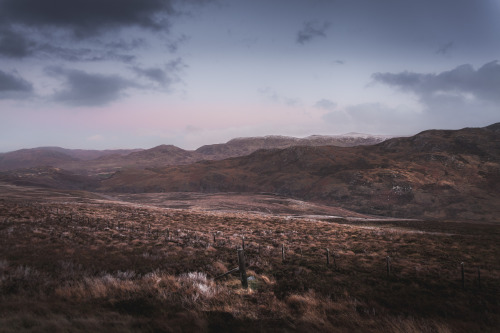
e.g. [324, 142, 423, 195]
[0, 125, 499, 332]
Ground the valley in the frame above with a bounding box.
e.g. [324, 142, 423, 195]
[0, 125, 499, 332]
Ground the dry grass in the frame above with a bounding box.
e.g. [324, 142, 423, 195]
[0, 185, 499, 332]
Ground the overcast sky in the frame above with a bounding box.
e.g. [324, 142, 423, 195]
[0, 0, 499, 151]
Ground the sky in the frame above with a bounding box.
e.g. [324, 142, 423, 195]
[0, 0, 499, 152]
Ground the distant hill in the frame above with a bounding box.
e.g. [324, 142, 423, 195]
[100, 124, 500, 221]
[0, 134, 391, 173]
[195, 134, 391, 159]
[0, 147, 141, 171]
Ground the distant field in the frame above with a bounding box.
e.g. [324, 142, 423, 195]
[0, 183, 499, 332]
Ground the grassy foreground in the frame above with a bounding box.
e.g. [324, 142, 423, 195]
[0, 190, 499, 332]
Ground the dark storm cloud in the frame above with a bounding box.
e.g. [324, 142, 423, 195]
[0, 32, 138, 63]
[0, 0, 211, 62]
[36, 44, 137, 63]
[0, 70, 33, 93]
[370, 61, 500, 129]
[0, 26, 34, 58]
[296, 20, 330, 45]
[0, 0, 175, 38]
[372, 61, 500, 103]
[45, 67, 136, 107]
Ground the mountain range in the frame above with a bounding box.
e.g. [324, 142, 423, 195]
[1, 125, 499, 221]
[0, 134, 391, 173]
[100, 124, 500, 221]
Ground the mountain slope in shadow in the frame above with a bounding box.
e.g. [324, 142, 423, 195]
[101, 124, 500, 221]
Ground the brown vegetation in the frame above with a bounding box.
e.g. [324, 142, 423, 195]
[0, 184, 498, 332]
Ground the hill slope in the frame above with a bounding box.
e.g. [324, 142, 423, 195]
[0, 134, 390, 173]
[195, 134, 390, 159]
[101, 124, 500, 221]
[0, 147, 141, 171]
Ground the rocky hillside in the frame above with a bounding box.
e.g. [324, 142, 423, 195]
[101, 124, 500, 221]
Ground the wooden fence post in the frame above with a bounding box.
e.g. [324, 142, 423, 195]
[477, 267, 481, 289]
[461, 262, 465, 289]
[238, 249, 248, 289]
[386, 256, 391, 277]
[326, 248, 330, 266]
[242, 236, 245, 250]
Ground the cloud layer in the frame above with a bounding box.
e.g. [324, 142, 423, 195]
[296, 20, 330, 45]
[0, 0, 498, 152]
[0, 70, 32, 92]
[373, 61, 500, 103]
[0, 0, 206, 106]
[0, 70, 33, 99]
[0, 0, 175, 38]
[46, 67, 135, 106]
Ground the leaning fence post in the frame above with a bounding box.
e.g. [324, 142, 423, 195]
[238, 248, 248, 289]
[386, 256, 391, 277]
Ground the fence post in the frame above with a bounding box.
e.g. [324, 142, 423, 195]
[326, 248, 330, 266]
[282, 243, 285, 262]
[242, 236, 245, 250]
[461, 262, 465, 289]
[477, 267, 481, 289]
[238, 249, 248, 289]
[386, 256, 391, 277]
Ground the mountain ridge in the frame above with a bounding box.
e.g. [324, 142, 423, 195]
[0, 133, 391, 172]
[100, 123, 500, 221]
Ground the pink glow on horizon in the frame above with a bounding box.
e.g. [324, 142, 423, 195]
[32, 101, 322, 133]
